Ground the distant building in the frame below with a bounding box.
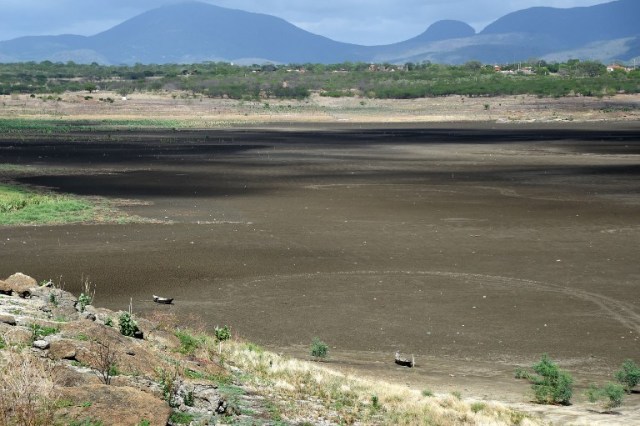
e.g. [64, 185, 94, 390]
[607, 64, 631, 72]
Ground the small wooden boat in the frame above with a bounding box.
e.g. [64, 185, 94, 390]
[395, 351, 415, 368]
[153, 295, 174, 304]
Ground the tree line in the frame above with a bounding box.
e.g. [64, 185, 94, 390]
[0, 59, 638, 100]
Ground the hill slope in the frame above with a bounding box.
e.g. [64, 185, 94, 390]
[0, 0, 638, 64]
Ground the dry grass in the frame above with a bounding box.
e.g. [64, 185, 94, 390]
[0, 348, 59, 426]
[224, 340, 541, 425]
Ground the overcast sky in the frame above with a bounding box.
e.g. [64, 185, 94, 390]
[1, 0, 611, 45]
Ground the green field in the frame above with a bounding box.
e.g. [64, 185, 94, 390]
[0, 184, 93, 225]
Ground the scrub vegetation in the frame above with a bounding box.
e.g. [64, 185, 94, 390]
[1, 59, 638, 100]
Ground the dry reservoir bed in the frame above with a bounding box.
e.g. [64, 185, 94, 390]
[1, 121, 639, 404]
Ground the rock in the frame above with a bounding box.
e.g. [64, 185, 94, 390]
[33, 339, 50, 350]
[0, 314, 17, 326]
[0, 280, 12, 295]
[81, 312, 97, 321]
[5, 273, 38, 298]
[49, 339, 79, 360]
[56, 385, 171, 426]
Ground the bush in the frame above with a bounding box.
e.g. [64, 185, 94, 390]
[586, 382, 625, 411]
[310, 337, 328, 360]
[520, 354, 573, 405]
[118, 312, 138, 337]
[615, 359, 640, 393]
[175, 330, 202, 356]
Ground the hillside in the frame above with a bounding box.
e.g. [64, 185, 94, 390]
[0, 272, 537, 425]
[0, 0, 638, 65]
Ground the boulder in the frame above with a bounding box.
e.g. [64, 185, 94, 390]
[49, 339, 80, 360]
[33, 339, 50, 350]
[4, 272, 37, 298]
[0, 314, 17, 326]
[0, 280, 12, 295]
[56, 385, 171, 426]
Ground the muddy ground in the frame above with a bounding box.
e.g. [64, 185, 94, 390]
[1, 121, 639, 415]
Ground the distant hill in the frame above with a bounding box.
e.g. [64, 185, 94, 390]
[0, 0, 638, 65]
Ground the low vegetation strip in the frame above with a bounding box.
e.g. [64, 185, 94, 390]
[0, 118, 186, 134]
[0, 184, 93, 226]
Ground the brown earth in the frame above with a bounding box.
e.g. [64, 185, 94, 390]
[1, 117, 640, 422]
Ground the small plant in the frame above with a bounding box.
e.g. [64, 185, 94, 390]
[183, 390, 195, 407]
[370, 394, 381, 410]
[451, 391, 462, 400]
[310, 337, 328, 360]
[30, 324, 59, 342]
[169, 411, 194, 425]
[119, 311, 138, 337]
[104, 317, 113, 327]
[471, 402, 486, 413]
[137, 420, 151, 426]
[49, 293, 58, 307]
[422, 389, 434, 397]
[514, 367, 531, 380]
[77, 276, 95, 312]
[77, 293, 91, 312]
[76, 333, 89, 341]
[175, 330, 202, 356]
[586, 382, 625, 412]
[615, 359, 640, 393]
[39, 279, 53, 287]
[214, 325, 231, 353]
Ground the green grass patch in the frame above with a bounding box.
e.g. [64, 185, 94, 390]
[175, 330, 204, 356]
[0, 184, 93, 226]
[168, 412, 194, 425]
[0, 118, 187, 134]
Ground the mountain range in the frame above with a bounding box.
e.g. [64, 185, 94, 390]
[0, 0, 638, 65]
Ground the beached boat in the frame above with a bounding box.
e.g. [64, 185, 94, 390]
[153, 295, 174, 304]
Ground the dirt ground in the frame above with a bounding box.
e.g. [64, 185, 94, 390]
[1, 116, 640, 422]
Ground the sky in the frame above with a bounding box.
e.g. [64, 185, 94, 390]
[0, 0, 611, 45]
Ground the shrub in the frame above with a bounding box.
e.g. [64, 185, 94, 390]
[522, 354, 573, 405]
[175, 330, 202, 356]
[471, 402, 486, 413]
[615, 359, 640, 393]
[77, 293, 92, 312]
[514, 367, 531, 380]
[118, 312, 138, 337]
[214, 325, 231, 353]
[586, 382, 625, 411]
[421, 389, 434, 397]
[310, 337, 328, 360]
[88, 338, 119, 385]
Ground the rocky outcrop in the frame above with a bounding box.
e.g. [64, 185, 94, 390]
[0, 273, 235, 426]
[56, 385, 172, 426]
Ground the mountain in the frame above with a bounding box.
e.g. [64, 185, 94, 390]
[0, 0, 638, 65]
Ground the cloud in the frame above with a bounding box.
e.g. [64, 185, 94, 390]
[0, 0, 610, 45]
